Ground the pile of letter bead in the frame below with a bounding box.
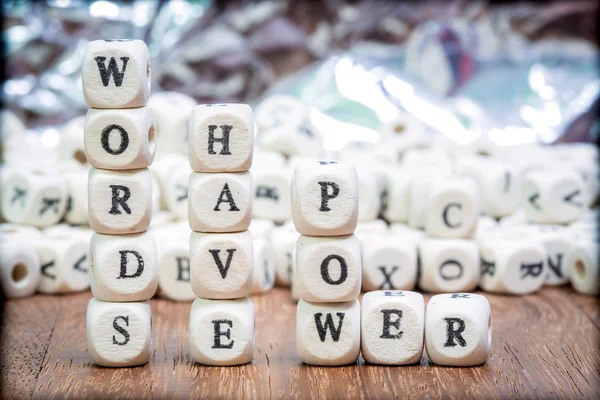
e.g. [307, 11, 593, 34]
[83, 39, 158, 367]
[187, 103, 256, 366]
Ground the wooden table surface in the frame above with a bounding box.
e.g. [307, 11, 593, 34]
[1, 286, 599, 399]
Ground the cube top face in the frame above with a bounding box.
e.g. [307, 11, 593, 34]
[90, 232, 158, 302]
[296, 299, 360, 366]
[292, 162, 358, 236]
[189, 297, 254, 366]
[189, 104, 254, 173]
[86, 299, 151, 367]
[361, 290, 424, 365]
[188, 172, 252, 233]
[84, 107, 156, 170]
[82, 39, 150, 109]
[190, 231, 253, 299]
[88, 168, 152, 235]
[296, 234, 361, 302]
[425, 293, 491, 366]
[36, 238, 89, 293]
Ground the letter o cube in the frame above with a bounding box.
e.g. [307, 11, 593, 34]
[425, 293, 491, 366]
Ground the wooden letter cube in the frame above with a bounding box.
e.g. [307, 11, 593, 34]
[82, 39, 150, 109]
[188, 104, 254, 172]
[84, 107, 156, 170]
[292, 161, 358, 236]
[425, 293, 491, 366]
[361, 290, 424, 365]
[382, 168, 413, 223]
[64, 169, 89, 225]
[251, 237, 276, 294]
[188, 171, 252, 233]
[0, 238, 41, 298]
[418, 238, 479, 293]
[271, 225, 299, 287]
[568, 239, 599, 295]
[86, 298, 151, 367]
[163, 165, 191, 220]
[148, 91, 196, 154]
[189, 297, 255, 366]
[296, 234, 361, 302]
[90, 232, 158, 301]
[362, 235, 418, 292]
[252, 167, 293, 223]
[36, 236, 89, 294]
[154, 227, 195, 302]
[296, 299, 360, 366]
[190, 231, 254, 299]
[88, 167, 152, 234]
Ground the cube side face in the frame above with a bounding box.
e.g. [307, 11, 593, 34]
[82, 40, 150, 109]
[189, 104, 254, 173]
[88, 168, 152, 235]
[190, 231, 253, 299]
[253, 170, 292, 222]
[251, 237, 276, 294]
[189, 298, 255, 366]
[568, 241, 600, 295]
[419, 240, 479, 293]
[361, 291, 424, 365]
[362, 241, 417, 292]
[296, 300, 360, 366]
[0, 241, 41, 298]
[84, 107, 156, 170]
[425, 184, 478, 239]
[481, 165, 519, 217]
[87, 299, 152, 367]
[157, 246, 196, 302]
[90, 232, 158, 302]
[36, 239, 89, 294]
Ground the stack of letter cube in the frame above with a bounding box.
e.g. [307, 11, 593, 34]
[82, 40, 158, 367]
[187, 104, 255, 366]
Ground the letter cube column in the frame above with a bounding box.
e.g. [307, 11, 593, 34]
[292, 161, 361, 366]
[82, 39, 158, 367]
[188, 104, 255, 366]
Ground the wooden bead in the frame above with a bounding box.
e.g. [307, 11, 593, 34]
[295, 234, 361, 302]
[64, 169, 88, 225]
[148, 91, 196, 154]
[389, 223, 427, 244]
[163, 164, 191, 220]
[425, 293, 491, 366]
[526, 225, 571, 286]
[84, 106, 156, 170]
[568, 239, 599, 295]
[251, 236, 276, 294]
[271, 225, 299, 287]
[1, 168, 68, 227]
[424, 177, 479, 239]
[154, 227, 195, 302]
[291, 161, 358, 236]
[82, 39, 150, 109]
[248, 218, 275, 239]
[354, 219, 389, 242]
[255, 95, 306, 131]
[188, 171, 252, 233]
[188, 104, 254, 173]
[189, 297, 255, 366]
[521, 170, 584, 224]
[362, 235, 417, 292]
[151, 152, 188, 209]
[0, 238, 41, 298]
[382, 168, 413, 223]
[190, 231, 254, 299]
[361, 290, 424, 365]
[88, 167, 152, 235]
[252, 166, 293, 223]
[296, 299, 360, 366]
[36, 236, 89, 294]
[90, 231, 158, 302]
[408, 168, 449, 229]
[418, 238, 479, 293]
[356, 165, 384, 222]
[86, 298, 152, 367]
[58, 116, 87, 165]
[261, 120, 323, 158]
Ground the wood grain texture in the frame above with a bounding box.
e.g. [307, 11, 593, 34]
[1, 287, 598, 399]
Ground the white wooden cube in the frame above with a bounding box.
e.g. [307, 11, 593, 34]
[88, 167, 152, 235]
[382, 168, 413, 223]
[408, 168, 449, 229]
[402, 148, 453, 171]
[424, 177, 479, 238]
[389, 223, 427, 244]
[521, 170, 584, 224]
[252, 167, 292, 222]
[479, 234, 546, 295]
[251, 237, 276, 294]
[188, 104, 254, 173]
[154, 227, 195, 302]
[36, 236, 89, 294]
[271, 225, 299, 287]
[361, 290, 424, 365]
[148, 91, 196, 154]
[356, 165, 385, 222]
[248, 218, 276, 239]
[190, 231, 253, 299]
[151, 152, 188, 209]
[0, 223, 42, 241]
[425, 293, 492, 366]
[252, 148, 287, 170]
[418, 238, 479, 293]
[82, 39, 150, 109]
[0, 238, 41, 298]
[64, 169, 89, 225]
[296, 299, 360, 366]
[163, 165, 191, 220]
[84, 106, 156, 170]
[58, 116, 87, 165]
[255, 95, 307, 131]
[1, 168, 68, 227]
[295, 234, 361, 302]
[525, 225, 571, 286]
[260, 119, 323, 157]
[291, 161, 358, 236]
[90, 231, 158, 301]
[354, 219, 389, 242]
[568, 239, 599, 296]
[362, 235, 418, 292]
[189, 297, 255, 366]
[86, 298, 151, 367]
[188, 171, 252, 233]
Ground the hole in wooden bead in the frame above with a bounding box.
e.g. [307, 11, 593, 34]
[73, 149, 87, 164]
[11, 263, 28, 283]
[394, 124, 405, 134]
[148, 124, 156, 154]
[574, 259, 586, 279]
